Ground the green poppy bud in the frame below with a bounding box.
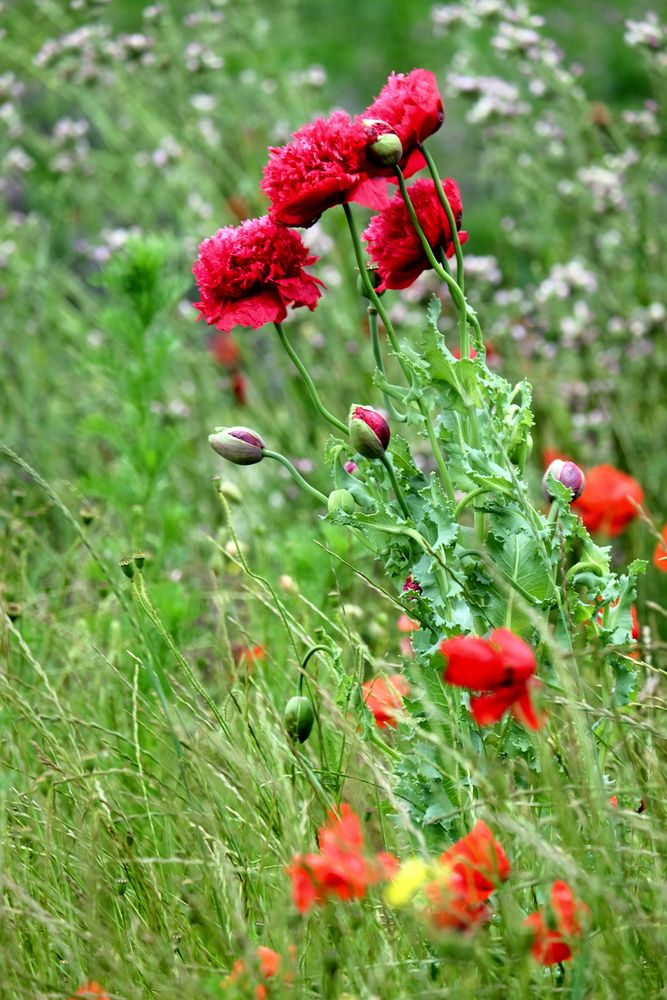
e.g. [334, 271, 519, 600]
[284, 695, 315, 743]
[328, 488, 356, 515]
[363, 118, 403, 167]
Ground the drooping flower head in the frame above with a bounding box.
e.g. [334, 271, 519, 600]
[287, 803, 397, 913]
[525, 881, 589, 964]
[572, 464, 643, 536]
[363, 69, 444, 176]
[439, 629, 543, 730]
[362, 673, 410, 728]
[363, 177, 467, 291]
[261, 111, 390, 228]
[193, 216, 323, 331]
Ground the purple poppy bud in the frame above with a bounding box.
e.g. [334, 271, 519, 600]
[542, 459, 585, 501]
[209, 426, 265, 465]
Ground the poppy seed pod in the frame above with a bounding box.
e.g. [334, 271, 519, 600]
[208, 426, 265, 465]
[348, 405, 390, 459]
[542, 459, 585, 501]
[363, 118, 403, 167]
[328, 489, 356, 515]
[284, 695, 315, 743]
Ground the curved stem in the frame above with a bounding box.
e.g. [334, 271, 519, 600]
[394, 165, 469, 358]
[274, 322, 347, 435]
[379, 453, 411, 520]
[454, 486, 490, 519]
[298, 643, 331, 695]
[263, 449, 328, 504]
[419, 142, 465, 293]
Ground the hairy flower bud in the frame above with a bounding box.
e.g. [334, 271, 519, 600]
[542, 459, 585, 501]
[284, 695, 315, 743]
[363, 118, 403, 167]
[328, 488, 356, 514]
[209, 426, 265, 465]
[348, 405, 390, 459]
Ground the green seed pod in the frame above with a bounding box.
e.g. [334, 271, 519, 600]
[284, 695, 315, 743]
[327, 488, 356, 515]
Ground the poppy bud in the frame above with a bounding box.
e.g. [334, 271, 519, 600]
[348, 405, 390, 459]
[344, 460, 359, 474]
[328, 488, 356, 515]
[542, 459, 585, 501]
[208, 426, 265, 465]
[284, 695, 315, 743]
[363, 118, 403, 167]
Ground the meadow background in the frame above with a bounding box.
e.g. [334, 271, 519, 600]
[1, 0, 666, 997]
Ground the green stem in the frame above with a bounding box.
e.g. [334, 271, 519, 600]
[418, 400, 456, 504]
[263, 450, 328, 505]
[274, 322, 347, 435]
[368, 305, 407, 421]
[298, 643, 330, 696]
[394, 165, 469, 358]
[379, 453, 411, 520]
[342, 203, 409, 376]
[454, 486, 490, 518]
[419, 142, 465, 293]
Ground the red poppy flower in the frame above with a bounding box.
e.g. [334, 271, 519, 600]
[439, 629, 543, 730]
[424, 869, 491, 931]
[362, 177, 468, 291]
[193, 216, 324, 332]
[363, 69, 444, 177]
[231, 371, 248, 406]
[223, 946, 283, 999]
[287, 803, 397, 913]
[423, 821, 510, 931]
[71, 985, 109, 1000]
[653, 524, 667, 572]
[403, 574, 422, 594]
[362, 673, 409, 728]
[525, 881, 588, 965]
[210, 331, 241, 370]
[261, 111, 390, 228]
[440, 820, 511, 899]
[572, 464, 643, 536]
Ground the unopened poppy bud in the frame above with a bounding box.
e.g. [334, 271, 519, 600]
[344, 460, 358, 474]
[348, 404, 390, 459]
[363, 118, 403, 167]
[542, 459, 585, 501]
[284, 695, 315, 743]
[328, 488, 356, 515]
[208, 426, 265, 465]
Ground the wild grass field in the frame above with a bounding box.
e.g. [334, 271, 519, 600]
[1, 1, 667, 997]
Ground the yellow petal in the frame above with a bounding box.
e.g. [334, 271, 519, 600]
[385, 858, 431, 906]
